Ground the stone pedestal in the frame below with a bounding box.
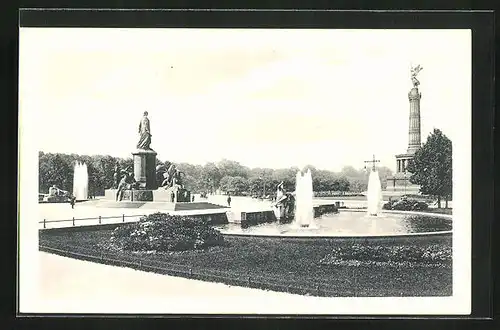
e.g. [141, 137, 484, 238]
[132, 149, 157, 190]
[163, 185, 191, 203]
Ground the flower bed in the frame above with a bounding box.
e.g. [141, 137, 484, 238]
[383, 199, 429, 211]
[111, 213, 225, 252]
[319, 243, 452, 268]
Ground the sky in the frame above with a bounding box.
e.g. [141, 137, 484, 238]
[19, 28, 471, 172]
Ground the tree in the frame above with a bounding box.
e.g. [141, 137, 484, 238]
[312, 170, 332, 192]
[201, 162, 221, 193]
[407, 128, 452, 208]
[95, 155, 119, 190]
[349, 177, 367, 193]
[219, 176, 232, 194]
[219, 176, 249, 195]
[38, 152, 73, 193]
[377, 166, 393, 190]
[337, 177, 350, 194]
[341, 165, 361, 178]
[248, 177, 264, 196]
[271, 167, 297, 190]
[217, 159, 249, 178]
[231, 176, 249, 195]
[176, 163, 203, 192]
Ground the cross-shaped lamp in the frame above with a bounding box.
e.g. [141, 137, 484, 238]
[364, 154, 381, 172]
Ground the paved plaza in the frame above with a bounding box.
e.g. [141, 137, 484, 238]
[36, 251, 333, 314]
[39, 194, 449, 229]
[38, 194, 365, 228]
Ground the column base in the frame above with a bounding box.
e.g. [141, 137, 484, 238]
[132, 149, 157, 190]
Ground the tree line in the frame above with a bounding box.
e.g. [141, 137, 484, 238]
[38, 128, 452, 207]
[38, 152, 394, 197]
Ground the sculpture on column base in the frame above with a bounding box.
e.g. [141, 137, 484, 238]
[155, 162, 191, 202]
[116, 171, 141, 202]
[156, 162, 186, 190]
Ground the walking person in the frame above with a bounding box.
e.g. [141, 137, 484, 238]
[227, 194, 232, 207]
[70, 195, 76, 209]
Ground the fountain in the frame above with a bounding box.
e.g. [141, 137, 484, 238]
[216, 157, 452, 238]
[73, 161, 88, 201]
[293, 169, 316, 228]
[366, 169, 383, 216]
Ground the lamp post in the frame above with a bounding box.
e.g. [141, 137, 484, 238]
[364, 154, 380, 172]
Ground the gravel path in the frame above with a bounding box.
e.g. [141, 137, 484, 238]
[36, 251, 319, 314]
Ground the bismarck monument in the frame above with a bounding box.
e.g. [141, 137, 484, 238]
[104, 111, 195, 204]
[387, 65, 423, 194]
[133, 111, 157, 190]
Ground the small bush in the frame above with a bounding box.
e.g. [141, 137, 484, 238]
[111, 212, 225, 252]
[383, 199, 429, 211]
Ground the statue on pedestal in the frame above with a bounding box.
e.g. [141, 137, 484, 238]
[276, 181, 284, 201]
[273, 182, 295, 222]
[137, 111, 152, 150]
[410, 64, 423, 87]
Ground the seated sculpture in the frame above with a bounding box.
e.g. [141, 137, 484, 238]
[116, 172, 140, 202]
[48, 185, 59, 196]
[48, 184, 69, 197]
[155, 162, 185, 189]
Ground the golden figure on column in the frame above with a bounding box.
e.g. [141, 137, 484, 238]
[407, 64, 423, 155]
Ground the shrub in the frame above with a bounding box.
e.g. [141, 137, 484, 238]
[383, 199, 429, 211]
[111, 212, 225, 252]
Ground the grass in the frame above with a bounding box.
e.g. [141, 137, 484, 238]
[39, 227, 452, 297]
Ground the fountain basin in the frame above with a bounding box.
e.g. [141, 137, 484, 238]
[215, 210, 452, 238]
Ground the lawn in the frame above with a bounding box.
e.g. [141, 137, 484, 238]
[423, 208, 453, 215]
[39, 227, 452, 297]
